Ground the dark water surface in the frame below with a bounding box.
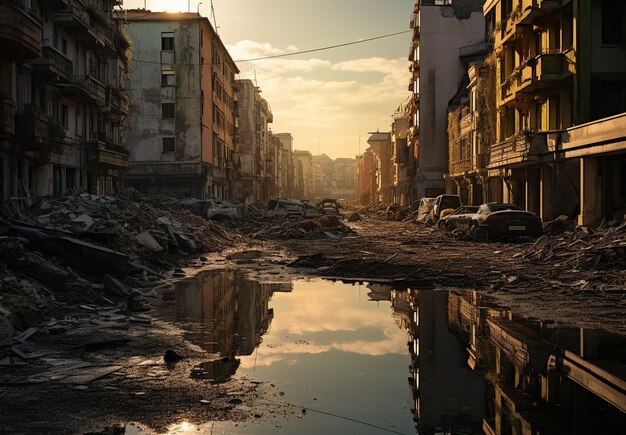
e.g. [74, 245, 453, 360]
[132, 270, 626, 434]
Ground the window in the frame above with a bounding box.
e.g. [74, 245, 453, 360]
[162, 137, 175, 152]
[161, 71, 175, 87]
[60, 104, 68, 128]
[162, 102, 175, 118]
[602, 0, 624, 45]
[61, 38, 67, 55]
[161, 32, 175, 50]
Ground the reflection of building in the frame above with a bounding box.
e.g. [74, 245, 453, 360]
[447, 291, 626, 434]
[164, 270, 287, 382]
[412, 290, 486, 432]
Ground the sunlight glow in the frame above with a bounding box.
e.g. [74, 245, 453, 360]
[147, 1, 190, 12]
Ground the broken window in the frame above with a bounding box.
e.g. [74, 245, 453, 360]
[162, 103, 175, 118]
[161, 32, 175, 50]
[161, 71, 175, 87]
[162, 137, 175, 153]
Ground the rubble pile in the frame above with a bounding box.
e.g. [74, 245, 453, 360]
[241, 214, 354, 240]
[17, 192, 237, 257]
[523, 221, 626, 276]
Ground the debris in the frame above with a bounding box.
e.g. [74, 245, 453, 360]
[164, 350, 184, 363]
[135, 231, 164, 253]
[383, 253, 399, 263]
[347, 212, 361, 222]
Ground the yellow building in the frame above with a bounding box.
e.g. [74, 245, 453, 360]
[483, 0, 626, 224]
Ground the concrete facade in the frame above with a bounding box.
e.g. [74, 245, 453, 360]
[367, 131, 393, 204]
[233, 79, 274, 202]
[408, 0, 486, 200]
[125, 10, 237, 199]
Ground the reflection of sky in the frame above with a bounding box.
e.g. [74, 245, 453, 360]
[242, 280, 408, 368]
[235, 280, 414, 434]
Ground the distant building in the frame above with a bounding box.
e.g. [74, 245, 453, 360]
[125, 10, 238, 199]
[293, 150, 312, 199]
[367, 131, 393, 203]
[1, 0, 130, 209]
[408, 0, 486, 199]
[391, 101, 411, 206]
[333, 157, 357, 200]
[356, 150, 375, 205]
[273, 132, 295, 198]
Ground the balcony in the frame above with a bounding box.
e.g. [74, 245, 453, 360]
[60, 75, 107, 106]
[534, 50, 575, 83]
[53, 0, 90, 34]
[488, 131, 549, 169]
[14, 109, 65, 155]
[0, 2, 42, 59]
[105, 86, 129, 116]
[30, 46, 73, 80]
[410, 59, 420, 80]
[0, 96, 15, 138]
[449, 158, 473, 177]
[86, 140, 128, 169]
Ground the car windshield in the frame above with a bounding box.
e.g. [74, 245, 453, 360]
[441, 197, 461, 209]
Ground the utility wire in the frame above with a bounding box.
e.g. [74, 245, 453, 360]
[130, 30, 411, 66]
[235, 30, 411, 62]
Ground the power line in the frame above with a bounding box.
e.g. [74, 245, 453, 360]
[130, 30, 411, 66]
[235, 30, 411, 62]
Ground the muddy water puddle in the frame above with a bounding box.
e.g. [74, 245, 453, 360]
[135, 270, 626, 434]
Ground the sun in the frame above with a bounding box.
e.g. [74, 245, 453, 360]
[148, 0, 199, 12]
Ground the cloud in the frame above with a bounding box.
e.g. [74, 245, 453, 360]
[229, 40, 411, 157]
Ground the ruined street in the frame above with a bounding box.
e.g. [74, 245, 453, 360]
[1, 193, 625, 434]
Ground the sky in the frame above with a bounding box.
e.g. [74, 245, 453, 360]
[123, 0, 415, 158]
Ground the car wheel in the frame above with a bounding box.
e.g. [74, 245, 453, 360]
[471, 226, 489, 242]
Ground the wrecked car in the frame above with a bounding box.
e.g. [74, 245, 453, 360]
[318, 199, 342, 215]
[265, 199, 306, 218]
[467, 203, 543, 241]
[431, 194, 462, 222]
[437, 206, 479, 232]
[416, 197, 435, 223]
[182, 198, 239, 222]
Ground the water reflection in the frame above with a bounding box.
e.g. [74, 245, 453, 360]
[155, 271, 626, 433]
[157, 270, 289, 383]
[409, 290, 626, 434]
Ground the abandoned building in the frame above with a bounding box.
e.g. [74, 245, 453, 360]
[125, 10, 238, 199]
[0, 0, 130, 211]
[443, 0, 626, 225]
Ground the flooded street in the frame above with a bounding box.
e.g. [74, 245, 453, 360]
[153, 272, 416, 434]
[138, 270, 626, 434]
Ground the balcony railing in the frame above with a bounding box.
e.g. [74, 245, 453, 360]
[14, 109, 65, 155]
[449, 158, 473, 176]
[0, 2, 42, 59]
[86, 140, 128, 169]
[53, 0, 90, 32]
[0, 96, 15, 137]
[488, 131, 549, 169]
[31, 46, 73, 79]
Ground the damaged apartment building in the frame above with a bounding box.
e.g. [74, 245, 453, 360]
[447, 0, 626, 225]
[0, 0, 131, 211]
[407, 0, 487, 200]
[125, 10, 238, 199]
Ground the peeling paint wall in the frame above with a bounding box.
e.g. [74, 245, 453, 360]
[126, 19, 203, 195]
